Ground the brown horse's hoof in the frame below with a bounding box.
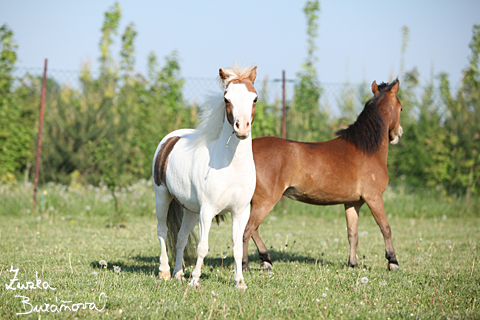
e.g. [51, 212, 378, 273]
[260, 261, 273, 270]
[158, 270, 171, 280]
[388, 263, 400, 271]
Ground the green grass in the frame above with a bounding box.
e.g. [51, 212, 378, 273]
[1, 182, 479, 319]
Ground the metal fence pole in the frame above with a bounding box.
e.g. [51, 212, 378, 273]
[282, 70, 286, 139]
[33, 59, 48, 210]
[281, 70, 286, 208]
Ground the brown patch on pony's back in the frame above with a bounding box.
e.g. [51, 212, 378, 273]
[335, 79, 398, 154]
[154, 136, 181, 186]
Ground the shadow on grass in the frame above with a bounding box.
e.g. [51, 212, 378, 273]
[89, 249, 343, 276]
[241, 249, 339, 271]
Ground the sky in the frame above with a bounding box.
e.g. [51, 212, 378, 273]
[1, 0, 479, 87]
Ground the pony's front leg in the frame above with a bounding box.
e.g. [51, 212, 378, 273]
[173, 209, 199, 280]
[189, 206, 213, 287]
[232, 206, 250, 289]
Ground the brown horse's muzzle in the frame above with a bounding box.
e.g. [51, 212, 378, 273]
[390, 125, 403, 145]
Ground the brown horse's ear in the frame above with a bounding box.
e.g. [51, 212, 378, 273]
[248, 66, 257, 84]
[371, 81, 380, 96]
[219, 68, 229, 83]
[391, 80, 399, 95]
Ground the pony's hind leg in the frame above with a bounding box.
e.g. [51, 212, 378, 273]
[173, 209, 199, 280]
[366, 196, 399, 271]
[189, 205, 214, 287]
[155, 185, 173, 279]
[345, 204, 363, 268]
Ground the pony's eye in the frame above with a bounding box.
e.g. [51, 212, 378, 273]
[224, 98, 229, 104]
[253, 97, 258, 103]
[401, 108, 403, 112]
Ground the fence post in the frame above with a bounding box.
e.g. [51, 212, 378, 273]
[282, 70, 286, 139]
[33, 59, 48, 210]
[281, 70, 286, 208]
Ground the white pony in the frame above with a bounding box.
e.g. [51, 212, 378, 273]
[152, 65, 258, 289]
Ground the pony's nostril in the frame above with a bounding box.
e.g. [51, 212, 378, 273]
[235, 121, 240, 129]
[246, 122, 250, 128]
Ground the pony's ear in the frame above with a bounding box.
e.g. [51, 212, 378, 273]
[219, 68, 229, 83]
[248, 66, 257, 84]
[371, 81, 380, 96]
[390, 80, 399, 95]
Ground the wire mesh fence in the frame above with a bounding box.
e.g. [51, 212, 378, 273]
[13, 66, 370, 117]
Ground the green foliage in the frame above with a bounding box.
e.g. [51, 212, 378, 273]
[26, 3, 188, 184]
[290, 0, 331, 142]
[130, 50, 188, 177]
[251, 76, 282, 138]
[0, 25, 36, 183]
[386, 25, 480, 197]
[120, 22, 137, 77]
[99, 2, 121, 74]
[1, 3, 479, 199]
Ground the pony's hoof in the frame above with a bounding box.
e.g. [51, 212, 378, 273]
[158, 270, 171, 280]
[189, 278, 200, 287]
[235, 281, 248, 290]
[388, 263, 400, 271]
[260, 261, 273, 270]
[174, 271, 185, 281]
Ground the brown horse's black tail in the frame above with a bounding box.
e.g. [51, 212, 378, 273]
[166, 200, 198, 266]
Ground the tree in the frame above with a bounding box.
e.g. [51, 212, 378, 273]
[0, 25, 36, 183]
[290, 0, 330, 142]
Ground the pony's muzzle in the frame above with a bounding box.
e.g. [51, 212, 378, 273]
[234, 119, 251, 140]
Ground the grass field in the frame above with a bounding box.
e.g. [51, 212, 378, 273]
[1, 181, 479, 319]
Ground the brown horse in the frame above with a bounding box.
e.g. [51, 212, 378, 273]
[242, 79, 403, 271]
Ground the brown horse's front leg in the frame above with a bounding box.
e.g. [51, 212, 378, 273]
[242, 223, 272, 271]
[252, 229, 273, 270]
[242, 218, 255, 271]
[345, 204, 363, 268]
[366, 196, 399, 270]
[242, 200, 276, 271]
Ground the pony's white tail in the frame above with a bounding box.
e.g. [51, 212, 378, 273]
[166, 200, 198, 266]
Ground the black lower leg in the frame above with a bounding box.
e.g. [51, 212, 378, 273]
[385, 251, 399, 266]
[259, 251, 273, 265]
[348, 258, 358, 268]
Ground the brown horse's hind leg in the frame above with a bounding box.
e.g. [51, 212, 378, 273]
[366, 196, 399, 271]
[345, 204, 363, 268]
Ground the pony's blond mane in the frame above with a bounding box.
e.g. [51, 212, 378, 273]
[194, 65, 256, 147]
[218, 64, 256, 88]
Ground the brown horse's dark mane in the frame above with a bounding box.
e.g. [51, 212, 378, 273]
[335, 79, 398, 154]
